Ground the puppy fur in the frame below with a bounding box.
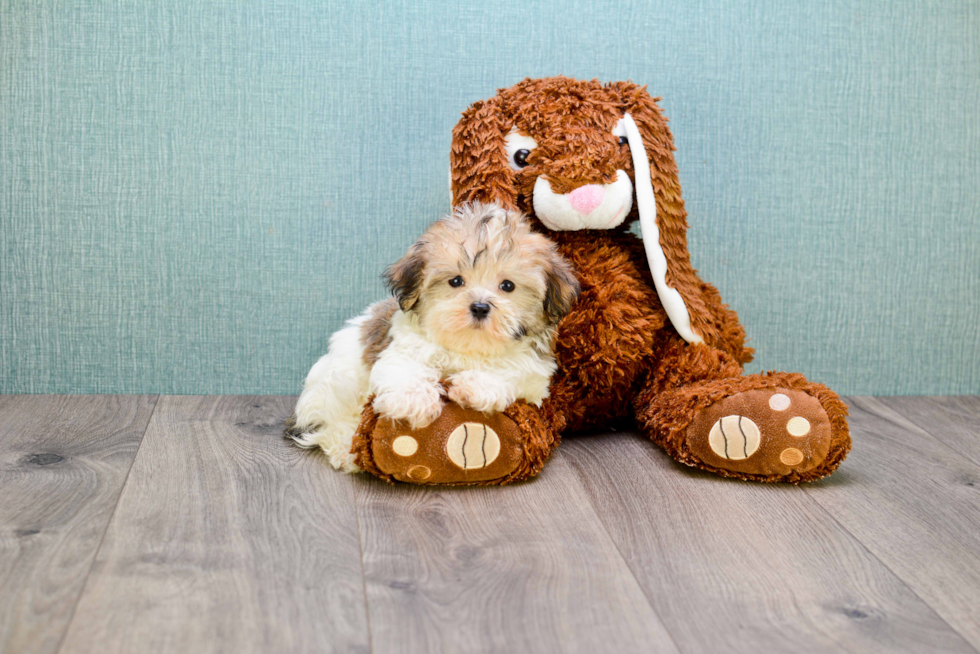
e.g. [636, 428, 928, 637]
[288, 201, 579, 472]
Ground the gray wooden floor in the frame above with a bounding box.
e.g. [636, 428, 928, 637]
[1, 395, 979, 653]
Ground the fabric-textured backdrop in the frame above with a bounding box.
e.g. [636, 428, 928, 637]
[2, 1, 978, 395]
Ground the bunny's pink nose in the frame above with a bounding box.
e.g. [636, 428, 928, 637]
[567, 185, 605, 215]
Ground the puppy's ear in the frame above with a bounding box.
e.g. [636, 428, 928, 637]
[543, 252, 580, 325]
[384, 244, 425, 312]
[450, 95, 519, 210]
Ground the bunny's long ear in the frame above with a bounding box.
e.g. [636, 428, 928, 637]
[612, 82, 715, 345]
[450, 95, 518, 210]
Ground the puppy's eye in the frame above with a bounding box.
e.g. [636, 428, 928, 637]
[499, 280, 515, 293]
[448, 276, 465, 288]
[513, 149, 530, 168]
[618, 136, 628, 146]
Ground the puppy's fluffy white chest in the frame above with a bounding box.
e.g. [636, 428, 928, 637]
[383, 310, 555, 381]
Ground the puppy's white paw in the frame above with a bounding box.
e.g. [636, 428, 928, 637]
[447, 370, 515, 414]
[373, 382, 445, 429]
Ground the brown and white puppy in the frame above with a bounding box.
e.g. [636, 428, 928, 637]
[288, 201, 579, 471]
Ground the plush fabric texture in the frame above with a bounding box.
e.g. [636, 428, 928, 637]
[2, 2, 978, 396]
[357, 76, 851, 484]
[351, 398, 555, 486]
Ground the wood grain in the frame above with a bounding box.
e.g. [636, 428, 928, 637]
[804, 396, 980, 649]
[0, 395, 156, 654]
[58, 396, 370, 654]
[4, 394, 978, 653]
[561, 430, 976, 653]
[888, 396, 980, 468]
[353, 453, 679, 654]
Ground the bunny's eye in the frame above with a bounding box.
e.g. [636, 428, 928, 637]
[504, 129, 538, 172]
[612, 120, 630, 149]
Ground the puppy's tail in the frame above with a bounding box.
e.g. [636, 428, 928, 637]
[284, 413, 363, 473]
[283, 414, 316, 447]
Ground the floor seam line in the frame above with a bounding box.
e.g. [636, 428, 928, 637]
[53, 394, 162, 654]
[891, 397, 980, 471]
[853, 396, 980, 475]
[556, 446, 687, 654]
[351, 477, 375, 654]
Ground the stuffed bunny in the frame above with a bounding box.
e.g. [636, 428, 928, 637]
[351, 76, 850, 484]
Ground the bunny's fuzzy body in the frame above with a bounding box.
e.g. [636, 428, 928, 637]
[352, 77, 851, 484]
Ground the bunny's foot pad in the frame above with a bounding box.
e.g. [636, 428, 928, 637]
[355, 402, 535, 485]
[686, 388, 833, 478]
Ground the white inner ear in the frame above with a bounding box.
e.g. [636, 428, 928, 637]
[504, 128, 538, 171]
[617, 114, 703, 344]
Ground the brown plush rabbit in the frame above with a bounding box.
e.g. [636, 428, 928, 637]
[351, 76, 850, 485]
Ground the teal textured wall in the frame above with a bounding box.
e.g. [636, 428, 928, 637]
[2, 1, 978, 395]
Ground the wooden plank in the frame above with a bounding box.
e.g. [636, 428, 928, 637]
[0, 395, 156, 654]
[888, 396, 980, 468]
[59, 396, 370, 654]
[561, 429, 975, 653]
[802, 396, 980, 649]
[354, 452, 679, 654]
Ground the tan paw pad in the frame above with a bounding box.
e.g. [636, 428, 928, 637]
[769, 393, 791, 411]
[780, 448, 804, 466]
[707, 416, 761, 460]
[786, 416, 811, 436]
[407, 465, 431, 481]
[392, 435, 418, 456]
[446, 423, 500, 470]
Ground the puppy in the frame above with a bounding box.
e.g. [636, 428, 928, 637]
[288, 201, 580, 472]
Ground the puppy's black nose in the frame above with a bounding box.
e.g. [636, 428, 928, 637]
[470, 302, 491, 319]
